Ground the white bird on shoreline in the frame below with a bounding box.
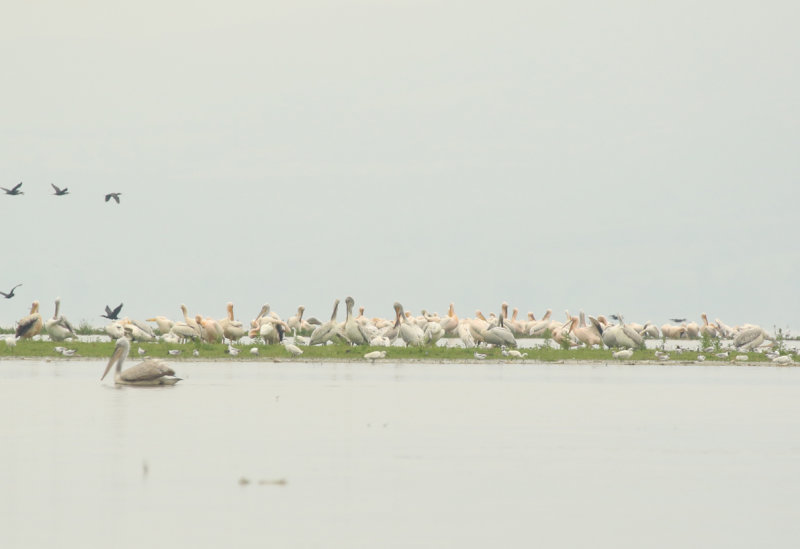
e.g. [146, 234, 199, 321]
[364, 350, 386, 362]
[283, 341, 303, 356]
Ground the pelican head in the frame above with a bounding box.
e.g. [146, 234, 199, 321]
[102, 336, 131, 380]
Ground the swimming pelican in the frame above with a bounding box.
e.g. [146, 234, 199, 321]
[102, 335, 181, 385]
[44, 297, 79, 341]
[0, 283, 22, 299]
[309, 299, 342, 345]
[15, 300, 43, 339]
[1, 182, 23, 195]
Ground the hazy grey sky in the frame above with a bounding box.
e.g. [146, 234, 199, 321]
[2, 1, 798, 331]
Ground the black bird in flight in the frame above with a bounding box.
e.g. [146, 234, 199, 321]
[51, 183, 69, 195]
[101, 303, 124, 320]
[669, 318, 687, 323]
[1, 182, 24, 195]
[0, 284, 22, 299]
[105, 192, 122, 204]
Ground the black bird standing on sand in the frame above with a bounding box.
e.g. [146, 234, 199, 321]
[105, 193, 122, 204]
[0, 284, 22, 299]
[1, 182, 24, 195]
[102, 303, 124, 320]
[51, 183, 69, 195]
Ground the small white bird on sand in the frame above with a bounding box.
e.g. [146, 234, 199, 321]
[474, 352, 487, 360]
[5, 336, 17, 347]
[696, 355, 706, 362]
[61, 348, 76, 356]
[168, 349, 181, 356]
[503, 349, 527, 358]
[735, 355, 749, 362]
[612, 349, 633, 360]
[227, 345, 240, 356]
[138, 347, 146, 356]
[715, 352, 729, 359]
[283, 342, 303, 356]
[772, 355, 793, 365]
[193, 349, 200, 357]
[364, 350, 386, 362]
[250, 347, 259, 356]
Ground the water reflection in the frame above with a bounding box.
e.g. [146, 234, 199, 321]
[1, 360, 799, 548]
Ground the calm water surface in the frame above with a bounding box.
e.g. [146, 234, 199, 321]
[1, 360, 799, 548]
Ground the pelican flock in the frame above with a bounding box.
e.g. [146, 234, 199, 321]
[3, 293, 795, 371]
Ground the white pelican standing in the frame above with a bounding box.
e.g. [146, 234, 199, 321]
[309, 299, 341, 345]
[484, 313, 517, 348]
[44, 297, 79, 341]
[394, 302, 424, 346]
[102, 335, 181, 385]
[343, 296, 370, 345]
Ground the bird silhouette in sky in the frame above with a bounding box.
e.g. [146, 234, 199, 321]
[101, 303, 124, 320]
[51, 183, 69, 195]
[105, 192, 122, 204]
[0, 284, 22, 299]
[1, 182, 24, 195]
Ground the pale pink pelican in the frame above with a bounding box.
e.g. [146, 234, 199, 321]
[439, 303, 459, 334]
[15, 300, 43, 339]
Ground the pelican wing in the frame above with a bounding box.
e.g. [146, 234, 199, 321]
[119, 359, 176, 382]
[15, 313, 42, 338]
